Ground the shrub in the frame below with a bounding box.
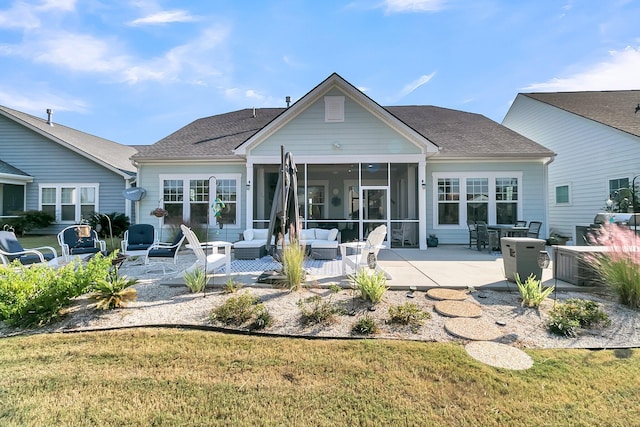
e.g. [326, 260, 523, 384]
[184, 267, 207, 293]
[547, 298, 611, 337]
[87, 212, 130, 239]
[352, 315, 379, 335]
[388, 303, 431, 332]
[222, 277, 242, 294]
[350, 269, 388, 304]
[5, 210, 55, 235]
[250, 305, 273, 330]
[516, 273, 554, 308]
[297, 295, 338, 326]
[587, 225, 640, 308]
[280, 242, 306, 291]
[91, 269, 137, 310]
[210, 292, 262, 326]
[0, 253, 113, 326]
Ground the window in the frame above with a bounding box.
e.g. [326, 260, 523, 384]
[160, 175, 239, 227]
[466, 178, 488, 223]
[39, 184, 98, 223]
[609, 177, 629, 195]
[433, 173, 522, 227]
[555, 185, 570, 204]
[496, 178, 518, 224]
[437, 178, 460, 225]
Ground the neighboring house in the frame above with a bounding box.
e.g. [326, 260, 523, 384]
[0, 106, 139, 233]
[502, 90, 640, 243]
[132, 73, 555, 248]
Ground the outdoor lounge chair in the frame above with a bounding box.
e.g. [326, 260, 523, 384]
[391, 222, 415, 247]
[527, 221, 542, 239]
[180, 224, 230, 277]
[121, 224, 158, 254]
[57, 225, 106, 262]
[475, 221, 499, 252]
[144, 228, 185, 266]
[0, 230, 58, 266]
[340, 224, 391, 279]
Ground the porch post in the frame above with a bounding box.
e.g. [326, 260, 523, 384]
[419, 160, 427, 250]
[246, 162, 254, 230]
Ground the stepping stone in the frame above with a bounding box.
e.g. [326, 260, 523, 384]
[426, 288, 467, 301]
[444, 317, 503, 341]
[465, 341, 533, 370]
[434, 300, 482, 318]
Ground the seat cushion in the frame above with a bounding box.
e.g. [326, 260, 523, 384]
[18, 252, 56, 265]
[148, 248, 175, 258]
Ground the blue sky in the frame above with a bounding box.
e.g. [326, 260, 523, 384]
[1, 0, 639, 146]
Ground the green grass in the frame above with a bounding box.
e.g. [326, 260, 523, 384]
[1, 329, 639, 426]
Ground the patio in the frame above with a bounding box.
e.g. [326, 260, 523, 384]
[122, 244, 582, 292]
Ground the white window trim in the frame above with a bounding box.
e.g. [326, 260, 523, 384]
[159, 174, 241, 229]
[431, 172, 523, 230]
[38, 183, 100, 224]
[554, 183, 571, 205]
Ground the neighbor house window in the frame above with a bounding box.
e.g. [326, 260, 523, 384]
[160, 175, 239, 227]
[433, 173, 522, 227]
[609, 177, 629, 195]
[555, 185, 570, 204]
[39, 184, 98, 223]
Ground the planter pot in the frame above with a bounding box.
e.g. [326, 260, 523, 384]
[427, 237, 439, 247]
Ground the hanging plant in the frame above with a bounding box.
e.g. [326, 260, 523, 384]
[150, 207, 168, 218]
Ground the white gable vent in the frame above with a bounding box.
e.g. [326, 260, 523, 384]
[324, 96, 345, 122]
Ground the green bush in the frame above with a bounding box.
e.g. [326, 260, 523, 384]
[222, 277, 242, 294]
[350, 269, 388, 304]
[547, 298, 611, 338]
[516, 273, 554, 308]
[388, 302, 431, 333]
[352, 315, 379, 335]
[5, 210, 55, 235]
[0, 253, 113, 327]
[250, 305, 273, 330]
[91, 268, 137, 310]
[297, 295, 338, 326]
[210, 292, 265, 327]
[184, 267, 207, 293]
[87, 212, 130, 239]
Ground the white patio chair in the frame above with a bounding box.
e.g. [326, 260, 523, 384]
[341, 224, 391, 279]
[180, 224, 230, 277]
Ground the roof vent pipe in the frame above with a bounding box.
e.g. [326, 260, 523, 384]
[46, 109, 53, 126]
[252, 107, 256, 118]
[285, 96, 291, 108]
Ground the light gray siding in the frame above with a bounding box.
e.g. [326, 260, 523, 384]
[0, 115, 130, 232]
[503, 95, 640, 241]
[249, 88, 423, 157]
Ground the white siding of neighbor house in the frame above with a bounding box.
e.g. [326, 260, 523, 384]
[425, 160, 548, 244]
[248, 88, 423, 159]
[503, 95, 640, 242]
[0, 115, 130, 232]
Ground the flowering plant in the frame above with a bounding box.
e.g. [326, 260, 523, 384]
[150, 207, 169, 218]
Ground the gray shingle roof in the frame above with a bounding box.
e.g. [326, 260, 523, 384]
[0, 105, 138, 176]
[386, 106, 554, 158]
[523, 90, 640, 137]
[133, 105, 553, 160]
[0, 159, 30, 177]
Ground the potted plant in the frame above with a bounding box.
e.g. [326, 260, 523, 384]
[427, 233, 438, 247]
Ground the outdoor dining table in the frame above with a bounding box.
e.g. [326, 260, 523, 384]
[487, 225, 529, 239]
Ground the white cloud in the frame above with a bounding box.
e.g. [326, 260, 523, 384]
[0, 85, 87, 115]
[523, 46, 640, 92]
[381, 0, 448, 14]
[0, 2, 41, 30]
[36, 0, 76, 12]
[399, 72, 436, 97]
[129, 10, 198, 26]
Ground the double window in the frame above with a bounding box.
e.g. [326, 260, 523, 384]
[160, 175, 239, 227]
[40, 184, 98, 223]
[434, 173, 521, 226]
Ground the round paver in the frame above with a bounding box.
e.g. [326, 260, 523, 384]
[434, 300, 483, 318]
[444, 317, 503, 341]
[465, 341, 533, 370]
[426, 288, 467, 301]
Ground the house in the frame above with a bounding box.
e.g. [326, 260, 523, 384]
[132, 73, 555, 248]
[502, 90, 640, 243]
[0, 106, 139, 232]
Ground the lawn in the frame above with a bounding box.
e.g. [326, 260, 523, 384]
[1, 328, 638, 426]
